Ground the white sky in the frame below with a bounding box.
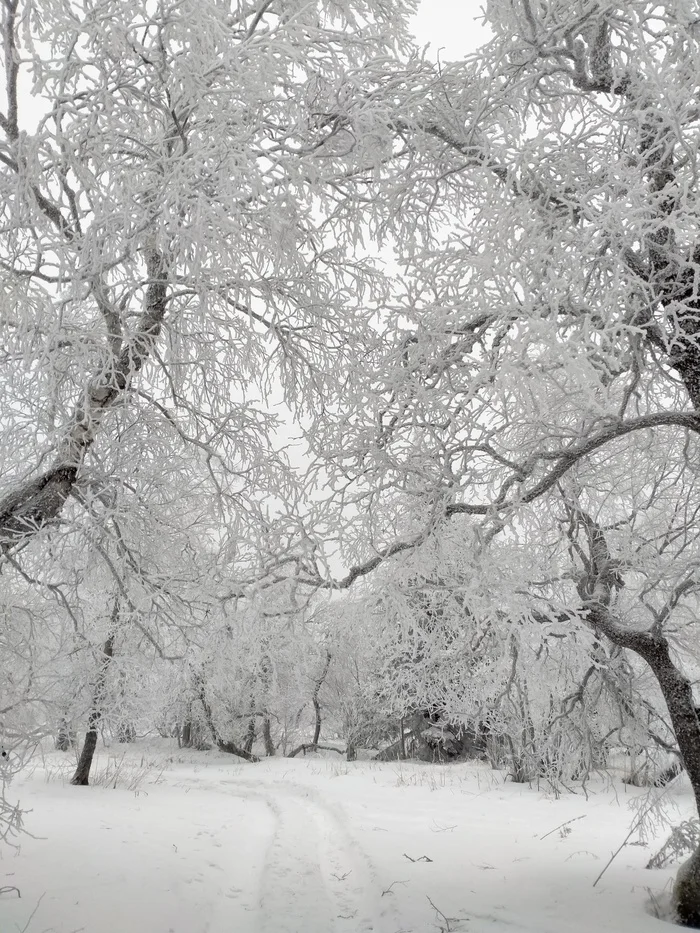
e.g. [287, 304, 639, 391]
[412, 0, 490, 59]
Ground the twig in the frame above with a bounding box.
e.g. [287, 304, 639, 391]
[0, 885, 20, 897]
[404, 852, 433, 862]
[18, 892, 44, 932]
[646, 886, 664, 920]
[426, 895, 460, 932]
[593, 823, 640, 887]
[565, 850, 599, 861]
[540, 815, 586, 840]
[382, 879, 408, 896]
[592, 785, 673, 887]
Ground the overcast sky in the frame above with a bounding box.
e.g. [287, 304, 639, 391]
[412, 0, 490, 59]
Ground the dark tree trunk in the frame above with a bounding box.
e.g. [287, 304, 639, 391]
[286, 651, 333, 758]
[71, 632, 115, 786]
[181, 718, 192, 748]
[563, 494, 700, 924]
[260, 650, 274, 757]
[629, 637, 700, 926]
[180, 716, 209, 750]
[71, 729, 99, 787]
[244, 713, 256, 755]
[311, 651, 332, 748]
[583, 602, 700, 925]
[262, 717, 275, 756]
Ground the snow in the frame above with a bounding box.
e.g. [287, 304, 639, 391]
[0, 742, 685, 933]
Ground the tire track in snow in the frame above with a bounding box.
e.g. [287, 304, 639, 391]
[223, 778, 398, 933]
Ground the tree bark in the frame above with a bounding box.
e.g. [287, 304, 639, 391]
[71, 632, 115, 786]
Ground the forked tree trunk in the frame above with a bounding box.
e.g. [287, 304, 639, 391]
[71, 632, 115, 786]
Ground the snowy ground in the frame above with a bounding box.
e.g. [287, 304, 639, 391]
[0, 741, 688, 933]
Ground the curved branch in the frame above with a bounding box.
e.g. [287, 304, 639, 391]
[309, 410, 700, 591]
[447, 411, 700, 515]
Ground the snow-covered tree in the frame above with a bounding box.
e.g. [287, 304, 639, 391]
[0, 0, 420, 796]
[0, 0, 423, 576]
[291, 3, 700, 923]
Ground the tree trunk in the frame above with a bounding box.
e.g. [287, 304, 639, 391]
[71, 632, 115, 786]
[399, 717, 407, 760]
[567, 499, 700, 925]
[181, 718, 192, 748]
[262, 717, 275, 756]
[260, 649, 275, 757]
[629, 638, 700, 926]
[244, 713, 256, 755]
[586, 608, 700, 924]
[311, 651, 332, 749]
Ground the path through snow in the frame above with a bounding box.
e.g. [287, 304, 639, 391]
[218, 777, 396, 933]
[1, 746, 686, 933]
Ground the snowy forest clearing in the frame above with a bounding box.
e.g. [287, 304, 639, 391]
[0, 743, 686, 933]
[6, 0, 700, 926]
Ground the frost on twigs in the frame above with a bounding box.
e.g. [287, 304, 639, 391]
[648, 820, 700, 870]
[0, 796, 23, 848]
